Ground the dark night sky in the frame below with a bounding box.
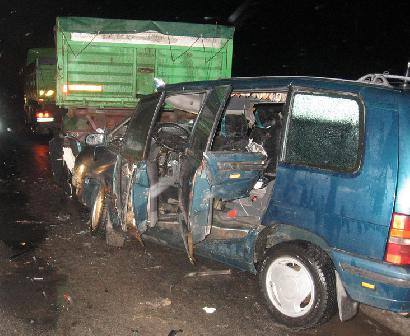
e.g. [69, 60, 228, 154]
[0, 0, 409, 120]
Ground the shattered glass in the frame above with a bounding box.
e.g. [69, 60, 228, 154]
[285, 93, 361, 171]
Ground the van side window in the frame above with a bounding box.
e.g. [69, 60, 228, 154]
[283, 92, 362, 172]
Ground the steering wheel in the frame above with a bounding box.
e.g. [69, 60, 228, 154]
[152, 122, 190, 151]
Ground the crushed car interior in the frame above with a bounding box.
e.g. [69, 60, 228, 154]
[144, 90, 287, 242]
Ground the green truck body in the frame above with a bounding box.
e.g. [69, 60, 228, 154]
[55, 17, 234, 109]
[24, 48, 57, 104]
[24, 48, 64, 134]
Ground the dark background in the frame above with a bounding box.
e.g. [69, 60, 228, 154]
[0, 0, 409, 124]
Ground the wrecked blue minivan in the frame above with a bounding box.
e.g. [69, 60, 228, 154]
[74, 75, 410, 329]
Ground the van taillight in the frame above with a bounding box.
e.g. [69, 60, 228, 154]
[385, 213, 410, 265]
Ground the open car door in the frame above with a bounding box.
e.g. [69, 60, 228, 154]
[189, 151, 266, 243]
[180, 86, 267, 249]
[118, 93, 164, 231]
[179, 86, 231, 254]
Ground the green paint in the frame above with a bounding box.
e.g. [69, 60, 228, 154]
[24, 48, 56, 102]
[56, 17, 234, 109]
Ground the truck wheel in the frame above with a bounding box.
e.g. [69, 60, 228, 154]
[90, 186, 107, 234]
[258, 243, 337, 329]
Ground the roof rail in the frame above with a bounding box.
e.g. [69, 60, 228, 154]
[358, 72, 410, 88]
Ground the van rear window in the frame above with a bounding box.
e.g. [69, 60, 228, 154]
[283, 92, 363, 172]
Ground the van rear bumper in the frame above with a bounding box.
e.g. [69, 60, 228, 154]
[331, 250, 410, 313]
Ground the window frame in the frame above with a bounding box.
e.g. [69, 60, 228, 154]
[122, 92, 164, 161]
[280, 87, 365, 174]
[144, 89, 210, 158]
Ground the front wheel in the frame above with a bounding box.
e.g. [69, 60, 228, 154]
[258, 243, 337, 329]
[90, 186, 107, 234]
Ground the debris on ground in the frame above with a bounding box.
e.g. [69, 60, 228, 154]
[15, 219, 44, 224]
[202, 307, 216, 314]
[185, 269, 231, 277]
[144, 298, 171, 308]
[63, 293, 73, 304]
[56, 214, 70, 222]
[142, 265, 162, 270]
[106, 230, 125, 247]
[168, 329, 183, 336]
[8, 246, 34, 261]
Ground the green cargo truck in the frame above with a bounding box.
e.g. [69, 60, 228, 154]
[50, 16, 234, 194]
[56, 17, 234, 111]
[24, 48, 64, 134]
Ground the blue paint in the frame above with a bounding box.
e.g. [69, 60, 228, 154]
[189, 166, 213, 243]
[79, 76, 410, 315]
[263, 84, 398, 261]
[394, 94, 410, 214]
[332, 250, 410, 312]
[204, 152, 265, 200]
[131, 161, 149, 232]
[195, 228, 261, 273]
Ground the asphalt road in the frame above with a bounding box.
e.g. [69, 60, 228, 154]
[0, 133, 404, 336]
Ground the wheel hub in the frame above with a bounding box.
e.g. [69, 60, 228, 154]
[265, 256, 315, 317]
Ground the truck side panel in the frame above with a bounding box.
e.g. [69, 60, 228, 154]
[56, 18, 233, 109]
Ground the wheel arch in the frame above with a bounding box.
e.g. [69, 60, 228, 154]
[254, 224, 332, 264]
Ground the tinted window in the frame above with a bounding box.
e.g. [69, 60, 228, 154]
[284, 92, 362, 172]
[123, 93, 161, 160]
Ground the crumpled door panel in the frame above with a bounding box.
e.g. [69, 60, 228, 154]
[131, 162, 150, 233]
[189, 151, 266, 243]
[204, 151, 266, 200]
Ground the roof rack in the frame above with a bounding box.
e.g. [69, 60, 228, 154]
[358, 63, 410, 89]
[358, 73, 410, 87]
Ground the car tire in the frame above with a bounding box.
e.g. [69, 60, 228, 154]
[90, 185, 107, 234]
[258, 243, 337, 329]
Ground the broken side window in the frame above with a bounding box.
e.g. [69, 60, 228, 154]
[211, 92, 286, 174]
[283, 92, 363, 172]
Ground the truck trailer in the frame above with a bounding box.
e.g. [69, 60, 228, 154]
[24, 48, 64, 135]
[50, 16, 234, 194]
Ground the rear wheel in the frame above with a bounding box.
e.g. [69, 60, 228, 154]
[258, 243, 337, 329]
[90, 186, 107, 234]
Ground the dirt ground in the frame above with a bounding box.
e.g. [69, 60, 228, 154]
[0, 134, 405, 336]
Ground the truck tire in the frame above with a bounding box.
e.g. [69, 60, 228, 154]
[258, 243, 337, 329]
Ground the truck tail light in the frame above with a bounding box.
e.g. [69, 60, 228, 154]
[35, 111, 54, 123]
[36, 111, 51, 118]
[385, 213, 410, 265]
